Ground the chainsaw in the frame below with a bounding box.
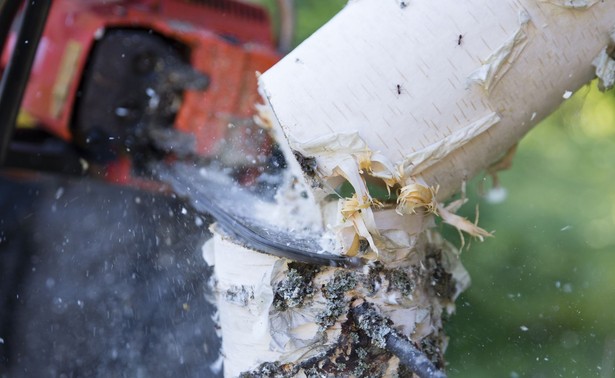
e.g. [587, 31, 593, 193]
[0, 0, 284, 182]
[0, 0, 353, 267]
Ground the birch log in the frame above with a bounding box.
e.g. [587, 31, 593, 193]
[208, 0, 615, 376]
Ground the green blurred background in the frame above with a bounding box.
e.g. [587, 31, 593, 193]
[446, 85, 615, 378]
[255, 1, 615, 376]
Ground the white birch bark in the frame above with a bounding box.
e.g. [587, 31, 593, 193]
[260, 0, 615, 200]
[207, 1, 615, 376]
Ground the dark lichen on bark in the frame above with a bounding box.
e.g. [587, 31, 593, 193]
[387, 268, 415, 296]
[353, 302, 392, 349]
[239, 361, 292, 378]
[363, 262, 417, 299]
[272, 262, 320, 311]
[305, 308, 396, 377]
[315, 270, 358, 330]
[420, 332, 446, 370]
[363, 261, 385, 294]
[423, 245, 455, 301]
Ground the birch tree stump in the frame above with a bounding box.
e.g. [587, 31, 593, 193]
[207, 0, 615, 376]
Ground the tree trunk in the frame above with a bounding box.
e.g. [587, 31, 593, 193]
[208, 0, 615, 376]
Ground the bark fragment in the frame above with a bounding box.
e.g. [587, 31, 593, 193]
[593, 47, 615, 91]
[466, 11, 531, 93]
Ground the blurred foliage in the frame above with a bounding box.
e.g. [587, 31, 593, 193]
[253, 1, 615, 377]
[445, 84, 615, 378]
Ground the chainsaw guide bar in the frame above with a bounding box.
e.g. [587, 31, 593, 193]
[154, 163, 363, 269]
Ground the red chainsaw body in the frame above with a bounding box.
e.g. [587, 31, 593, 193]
[1, 0, 280, 182]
